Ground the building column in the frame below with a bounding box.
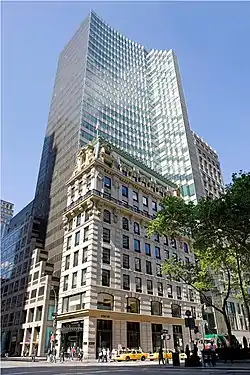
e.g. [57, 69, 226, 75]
[113, 320, 126, 349]
[82, 317, 96, 359]
[140, 322, 152, 352]
[28, 327, 35, 356]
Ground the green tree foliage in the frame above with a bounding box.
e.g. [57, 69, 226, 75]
[149, 171, 250, 338]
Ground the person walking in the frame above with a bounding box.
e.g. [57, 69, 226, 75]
[52, 347, 57, 363]
[158, 346, 165, 365]
[102, 347, 107, 362]
[31, 347, 37, 362]
[185, 344, 190, 367]
[98, 348, 102, 362]
[60, 347, 65, 362]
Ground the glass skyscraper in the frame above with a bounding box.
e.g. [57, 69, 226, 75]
[34, 11, 204, 274]
[1, 200, 14, 238]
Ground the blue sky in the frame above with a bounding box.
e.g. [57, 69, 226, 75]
[2, 2, 250, 214]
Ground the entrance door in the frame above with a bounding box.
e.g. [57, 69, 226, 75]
[127, 322, 140, 349]
[152, 324, 163, 352]
[96, 320, 112, 358]
[173, 325, 184, 350]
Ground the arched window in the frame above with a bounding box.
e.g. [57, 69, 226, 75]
[170, 238, 177, 249]
[171, 303, 181, 318]
[97, 293, 114, 311]
[151, 301, 162, 316]
[127, 297, 140, 314]
[122, 217, 129, 230]
[103, 210, 111, 224]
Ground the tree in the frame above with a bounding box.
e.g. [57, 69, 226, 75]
[149, 171, 250, 338]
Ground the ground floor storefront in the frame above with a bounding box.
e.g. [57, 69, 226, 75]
[56, 309, 192, 359]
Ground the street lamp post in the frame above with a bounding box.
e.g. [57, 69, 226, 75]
[51, 287, 58, 350]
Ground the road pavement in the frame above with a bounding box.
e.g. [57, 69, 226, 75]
[2, 361, 250, 375]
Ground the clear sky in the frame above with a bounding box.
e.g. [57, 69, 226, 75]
[2, 1, 250, 214]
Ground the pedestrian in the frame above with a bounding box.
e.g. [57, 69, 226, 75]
[210, 342, 216, 367]
[52, 347, 57, 363]
[79, 350, 83, 361]
[185, 344, 190, 367]
[71, 346, 75, 360]
[102, 347, 107, 362]
[98, 348, 102, 362]
[60, 347, 64, 362]
[107, 348, 110, 362]
[158, 346, 165, 365]
[31, 347, 37, 362]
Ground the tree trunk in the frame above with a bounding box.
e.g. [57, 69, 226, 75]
[235, 252, 250, 331]
[222, 306, 233, 343]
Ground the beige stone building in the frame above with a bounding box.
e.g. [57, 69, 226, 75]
[56, 139, 201, 359]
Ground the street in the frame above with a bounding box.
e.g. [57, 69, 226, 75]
[2, 361, 250, 375]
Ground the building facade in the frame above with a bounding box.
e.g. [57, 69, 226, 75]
[55, 139, 201, 359]
[1, 200, 14, 238]
[0, 201, 59, 356]
[192, 131, 224, 198]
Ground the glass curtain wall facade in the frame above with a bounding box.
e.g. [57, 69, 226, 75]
[147, 50, 204, 202]
[34, 10, 204, 277]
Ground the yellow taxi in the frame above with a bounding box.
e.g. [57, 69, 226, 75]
[148, 350, 172, 361]
[148, 350, 187, 361]
[112, 349, 148, 362]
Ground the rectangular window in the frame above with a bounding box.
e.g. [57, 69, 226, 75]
[135, 257, 141, 272]
[68, 219, 73, 231]
[83, 226, 89, 241]
[155, 246, 161, 259]
[132, 191, 138, 202]
[75, 231, 80, 246]
[123, 274, 130, 290]
[103, 248, 110, 264]
[146, 260, 152, 275]
[176, 286, 182, 299]
[167, 284, 173, 298]
[103, 210, 111, 223]
[164, 236, 168, 246]
[66, 236, 72, 250]
[189, 289, 194, 302]
[135, 277, 142, 292]
[154, 233, 160, 242]
[122, 217, 129, 230]
[85, 210, 90, 222]
[156, 264, 162, 277]
[123, 254, 130, 269]
[63, 275, 69, 291]
[81, 269, 87, 286]
[65, 255, 70, 270]
[145, 243, 151, 256]
[72, 272, 77, 289]
[73, 251, 79, 267]
[104, 176, 111, 188]
[134, 239, 140, 253]
[143, 196, 148, 207]
[147, 279, 153, 294]
[122, 185, 128, 197]
[183, 242, 189, 253]
[185, 257, 190, 264]
[103, 228, 110, 243]
[157, 282, 163, 296]
[152, 201, 157, 211]
[76, 214, 81, 227]
[102, 269, 110, 287]
[82, 247, 88, 263]
[123, 235, 129, 249]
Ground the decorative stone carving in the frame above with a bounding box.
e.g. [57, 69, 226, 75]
[113, 176, 120, 189]
[112, 208, 119, 223]
[96, 168, 104, 181]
